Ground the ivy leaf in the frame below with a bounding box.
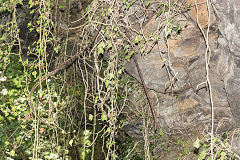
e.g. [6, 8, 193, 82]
[30, 9, 34, 14]
[107, 42, 112, 49]
[98, 48, 104, 55]
[145, 0, 150, 7]
[105, 79, 110, 88]
[108, 73, 114, 80]
[101, 28, 106, 34]
[213, 137, 218, 145]
[5, 141, 10, 146]
[109, 8, 113, 14]
[193, 137, 200, 149]
[118, 67, 125, 74]
[125, 50, 134, 61]
[162, 58, 167, 63]
[32, 71, 37, 78]
[106, 127, 111, 133]
[198, 149, 206, 160]
[10, 150, 15, 156]
[127, 1, 135, 10]
[101, 113, 108, 121]
[159, 130, 164, 136]
[69, 139, 74, 147]
[157, 10, 163, 17]
[61, 130, 66, 134]
[54, 44, 61, 54]
[27, 22, 32, 28]
[29, 0, 33, 8]
[98, 41, 105, 48]
[97, 41, 105, 55]
[220, 152, 226, 160]
[59, 3, 65, 9]
[135, 36, 141, 44]
[89, 114, 93, 121]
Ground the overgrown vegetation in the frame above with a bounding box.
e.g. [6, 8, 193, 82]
[0, 0, 239, 159]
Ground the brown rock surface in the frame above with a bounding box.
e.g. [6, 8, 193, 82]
[124, 1, 233, 130]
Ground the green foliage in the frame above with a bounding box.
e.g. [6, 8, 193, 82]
[134, 36, 141, 44]
[98, 41, 105, 55]
[123, 0, 136, 10]
[0, 55, 30, 159]
[193, 135, 237, 160]
[145, 0, 150, 7]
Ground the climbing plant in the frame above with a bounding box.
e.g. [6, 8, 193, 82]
[1, 0, 239, 159]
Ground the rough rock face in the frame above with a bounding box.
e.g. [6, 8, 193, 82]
[124, 0, 236, 135]
[121, 0, 240, 157]
[211, 0, 240, 124]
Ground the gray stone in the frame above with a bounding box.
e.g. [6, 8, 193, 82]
[125, 53, 171, 93]
[212, 0, 240, 125]
[124, 1, 235, 132]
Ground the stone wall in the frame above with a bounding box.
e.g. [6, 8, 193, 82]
[212, 0, 240, 124]
[121, 0, 240, 137]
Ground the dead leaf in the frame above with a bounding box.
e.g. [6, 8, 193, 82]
[39, 128, 45, 134]
[25, 114, 31, 121]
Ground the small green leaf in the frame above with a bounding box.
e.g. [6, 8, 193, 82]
[175, 25, 181, 33]
[101, 113, 107, 121]
[27, 22, 32, 28]
[94, 96, 98, 104]
[127, 1, 135, 9]
[157, 10, 163, 17]
[177, 139, 183, 145]
[10, 150, 15, 156]
[106, 127, 111, 133]
[101, 28, 106, 34]
[61, 130, 66, 134]
[69, 139, 74, 147]
[105, 79, 110, 88]
[124, 48, 129, 54]
[194, 138, 200, 149]
[149, 32, 153, 38]
[108, 73, 114, 80]
[30, 9, 34, 14]
[135, 36, 141, 44]
[109, 8, 113, 14]
[32, 71, 37, 78]
[220, 152, 226, 160]
[98, 48, 104, 55]
[97, 41, 105, 55]
[123, 5, 126, 10]
[198, 149, 206, 160]
[59, 3, 65, 9]
[54, 44, 61, 54]
[125, 50, 134, 61]
[113, 27, 118, 32]
[5, 141, 9, 146]
[89, 114, 93, 121]
[213, 137, 218, 145]
[145, 0, 150, 7]
[118, 67, 125, 74]
[162, 58, 167, 63]
[159, 130, 164, 136]
[29, 0, 33, 8]
[107, 42, 112, 49]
